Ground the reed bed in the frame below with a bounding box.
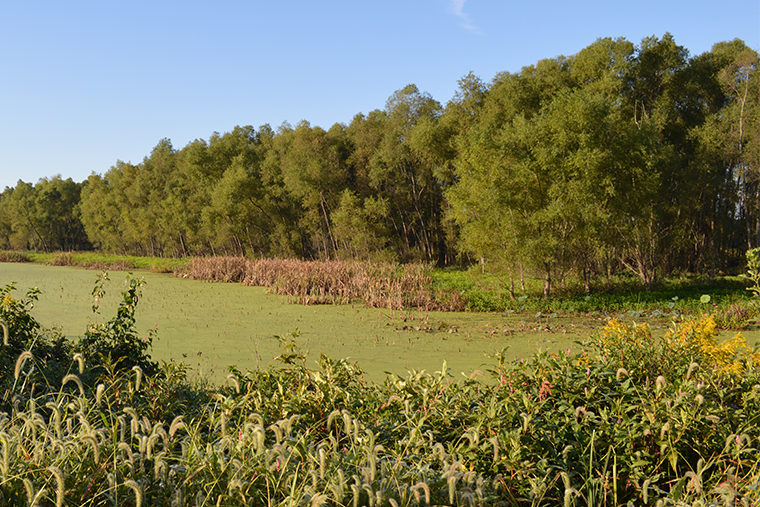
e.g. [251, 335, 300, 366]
[0, 250, 30, 263]
[178, 257, 464, 310]
[176, 256, 249, 283]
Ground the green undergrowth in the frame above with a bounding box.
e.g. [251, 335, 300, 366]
[3, 250, 188, 272]
[432, 268, 757, 320]
[1, 274, 760, 505]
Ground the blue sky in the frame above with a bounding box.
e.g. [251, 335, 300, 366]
[1, 0, 758, 190]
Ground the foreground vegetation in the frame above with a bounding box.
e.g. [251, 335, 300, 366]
[1, 35, 758, 294]
[0, 254, 759, 504]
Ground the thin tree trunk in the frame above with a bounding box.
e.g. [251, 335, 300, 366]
[543, 265, 551, 297]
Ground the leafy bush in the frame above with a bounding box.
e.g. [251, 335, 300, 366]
[0, 284, 71, 399]
[75, 274, 157, 377]
[745, 247, 760, 302]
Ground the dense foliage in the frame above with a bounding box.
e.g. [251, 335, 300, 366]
[0, 273, 759, 505]
[1, 35, 758, 293]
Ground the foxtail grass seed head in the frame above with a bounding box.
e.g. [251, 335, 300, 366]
[47, 466, 65, 507]
[660, 422, 670, 440]
[132, 366, 143, 392]
[169, 416, 185, 438]
[14, 350, 33, 380]
[0, 319, 8, 346]
[147, 433, 160, 459]
[81, 433, 100, 464]
[564, 488, 579, 507]
[95, 383, 106, 404]
[343, 411, 352, 435]
[61, 374, 85, 396]
[124, 480, 143, 507]
[318, 447, 326, 480]
[119, 441, 135, 464]
[448, 475, 458, 505]
[411, 481, 431, 504]
[226, 374, 240, 394]
[23, 478, 35, 505]
[367, 452, 377, 481]
[0, 433, 7, 477]
[685, 471, 703, 494]
[72, 353, 85, 374]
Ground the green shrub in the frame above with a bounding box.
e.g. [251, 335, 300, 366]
[0, 284, 71, 401]
[75, 274, 157, 377]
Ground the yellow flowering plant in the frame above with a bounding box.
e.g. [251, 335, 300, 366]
[594, 314, 759, 380]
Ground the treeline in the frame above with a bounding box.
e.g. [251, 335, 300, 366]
[0, 34, 758, 292]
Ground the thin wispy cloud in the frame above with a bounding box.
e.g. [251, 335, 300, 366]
[449, 0, 481, 34]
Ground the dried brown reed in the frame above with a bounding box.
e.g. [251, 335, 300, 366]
[50, 252, 74, 266]
[177, 256, 250, 283]
[178, 257, 464, 310]
[81, 260, 134, 271]
[245, 259, 434, 309]
[0, 250, 30, 263]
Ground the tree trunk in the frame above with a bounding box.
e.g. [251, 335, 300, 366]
[543, 266, 551, 297]
[584, 267, 591, 294]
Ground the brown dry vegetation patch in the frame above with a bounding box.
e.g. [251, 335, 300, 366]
[177, 256, 464, 310]
[0, 250, 31, 263]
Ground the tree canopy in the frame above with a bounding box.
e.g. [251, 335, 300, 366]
[1, 34, 757, 293]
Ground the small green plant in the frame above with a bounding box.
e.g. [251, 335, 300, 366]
[745, 247, 760, 302]
[76, 274, 157, 376]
